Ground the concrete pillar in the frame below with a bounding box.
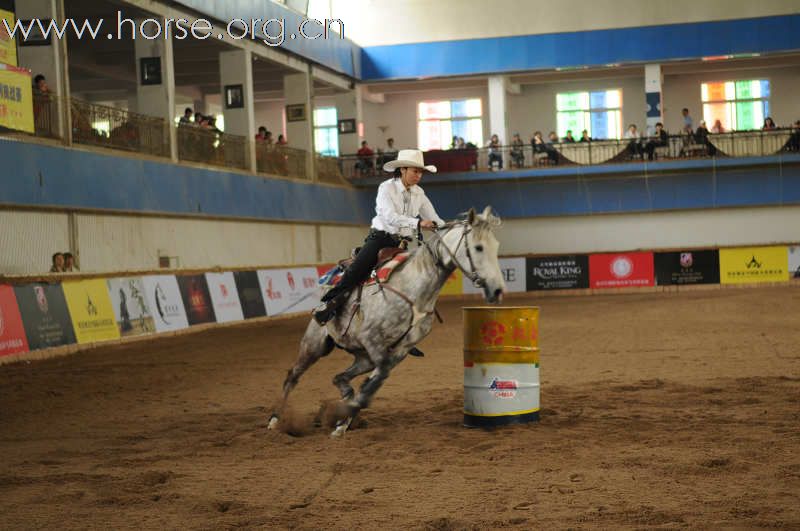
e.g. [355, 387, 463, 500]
[283, 68, 316, 180]
[16, 0, 70, 142]
[334, 88, 363, 156]
[134, 23, 177, 160]
[219, 49, 256, 172]
[488, 76, 510, 167]
[645, 64, 663, 136]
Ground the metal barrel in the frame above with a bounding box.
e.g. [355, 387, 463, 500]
[463, 306, 540, 427]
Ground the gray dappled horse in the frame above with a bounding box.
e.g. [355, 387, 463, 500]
[268, 207, 506, 437]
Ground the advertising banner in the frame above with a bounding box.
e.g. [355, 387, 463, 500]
[440, 269, 463, 296]
[0, 9, 16, 67]
[526, 255, 589, 290]
[177, 275, 216, 325]
[589, 252, 654, 289]
[719, 246, 789, 284]
[62, 279, 120, 344]
[14, 283, 76, 350]
[205, 272, 244, 323]
[107, 277, 155, 337]
[654, 250, 720, 285]
[463, 258, 526, 294]
[0, 284, 28, 357]
[0, 64, 33, 133]
[789, 246, 800, 280]
[142, 276, 189, 332]
[257, 267, 320, 316]
[233, 271, 266, 319]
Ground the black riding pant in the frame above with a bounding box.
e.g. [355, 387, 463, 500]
[321, 229, 400, 302]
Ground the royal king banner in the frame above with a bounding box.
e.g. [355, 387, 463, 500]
[0, 8, 17, 67]
[0, 64, 33, 133]
[719, 246, 789, 284]
[62, 280, 121, 344]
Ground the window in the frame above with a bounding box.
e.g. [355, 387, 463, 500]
[556, 90, 622, 140]
[701, 80, 770, 131]
[417, 99, 482, 151]
[313, 107, 338, 156]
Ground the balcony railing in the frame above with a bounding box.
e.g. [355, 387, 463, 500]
[33, 93, 61, 139]
[177, 124, 248, 170]
[255, 142, 310, 180]
[70, 99, 169, 158]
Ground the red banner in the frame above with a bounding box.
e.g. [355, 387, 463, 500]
[0, 285, 29, 357]
[590, 252, 654, 289]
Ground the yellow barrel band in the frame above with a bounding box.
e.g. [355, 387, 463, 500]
[464, 349, 540, 364]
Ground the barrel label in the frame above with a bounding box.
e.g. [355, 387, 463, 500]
[489, 377, 518, 398]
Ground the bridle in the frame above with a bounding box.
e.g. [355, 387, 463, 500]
[424, 220, 487, 288]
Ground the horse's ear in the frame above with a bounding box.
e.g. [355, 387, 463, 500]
[482, 206, 492, 218]
[467, 207, 476, 225]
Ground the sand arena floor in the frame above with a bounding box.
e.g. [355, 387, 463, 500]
[1, 286, 799, 529]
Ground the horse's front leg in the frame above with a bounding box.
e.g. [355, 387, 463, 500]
[331, 358, 393, 438]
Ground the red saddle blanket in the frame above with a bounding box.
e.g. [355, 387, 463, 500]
[321, 251, 410, 288]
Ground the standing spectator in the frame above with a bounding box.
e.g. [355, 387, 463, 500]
[63, 252, 79, 272]
[579, 129, 592, 142]
[33, 74, 49, 95]
[624, 124, 643, 158]
[486, 134, 503, 170]
[681, 108, 694, 135]
[32, 74, 52, 133]
[194, 112, 204, 125]
[562, 130, 576, 143]
[356, 140, 375, 175]
[255, 126, 268, 142]
[644, 122, 668, 161]
[277, 134, 288, 145]
[762, 117, 776, 131]
[179, 108, 193, 125]
[711, 119, 725, 134]
[510, 133, 525, 168]
[50, 252, 64, 273]
[380, 137, 399, 167]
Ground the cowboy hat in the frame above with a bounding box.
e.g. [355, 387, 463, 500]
[383, 149, 437, 173]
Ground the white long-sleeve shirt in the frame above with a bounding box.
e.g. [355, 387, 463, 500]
[371, 177, 445, 238]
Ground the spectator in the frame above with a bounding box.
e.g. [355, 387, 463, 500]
[711, 119, 724, 134]
[510, 133, 525, 168]
[265, 131, 274, 145]
[194, 112, 204, 125]
[379, 137, 399, 167]
[277, 134, 287, 145]
[547, 131, 559, 144]
[32, 74, 52, 132]
[486, 134, 503, 170]
[644, 122, 668, 161]
[681, 108, 694, 135]
[694, 120, 716, 156]
[33, 74, 49, 95]
[762, 117, 776, 131]
[532, 131, 558, 165]
[50, 252, 64, 273]
[63, 252, 79, 272]
[450, 136, 458, 149]
[456, 137, 466, 149]
[356, 140, 375, 175]
[562, 130, 576, 143]
[786, 120, 800, 152]
[579, 129, 592, 143]
[624, 124, 643, 158]
[179, 107, 193, 125]
[255, 126, 268, 142]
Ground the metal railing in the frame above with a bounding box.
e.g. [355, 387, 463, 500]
[70, 99, 170, 158]
[316, 155, 346, 184]
[32, 93, 61, 139]
[255, 142, 310, 180]
[177, 124, 247, 170]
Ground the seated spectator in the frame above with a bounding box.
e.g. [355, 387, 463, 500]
[532, 131, 558, 165]
[693, 121, 716, 156]
[681, 108, 694, 136]
[510, 133, 525, 168]
[455, 137, 466, 149]
[762, 117, 777, 131]
[356, 140, 374, 175]
[265, 130, 274, 144]
[379, 138, 399, 167]
[562, 130, 576, 143]
[547, 131, 559, 144]
[486, 134, 503, 170]
[579, 130, 592, 143]
[50, 252, 64, 273]
[786, 120, 800, 152]
[179, 108, 193, 125]
[277, 134, 287, 145]
[711, 119, 725, 134]
[644, 122, 668, 161]
[450, 136, 459, 149]
[63, 252, 79, 272]
[255, 126, 268, 142]
[624, 124, 643, 158]
[194, 112, 204, 125]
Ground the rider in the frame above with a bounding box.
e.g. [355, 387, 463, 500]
[314, 149, 445, 325]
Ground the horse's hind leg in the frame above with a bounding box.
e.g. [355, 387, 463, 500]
[268, 321, 335, 429]
[332, 355, 374, 400]
[331, 358, 393, 437]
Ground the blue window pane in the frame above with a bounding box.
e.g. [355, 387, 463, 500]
[760, 80, 771, 98]
[590, 111, 608, 139]
[451, 120, 468, 140]
[763, 101, 770, 120]
[590, 91, 607, 109]
[451, 100, 468, 118]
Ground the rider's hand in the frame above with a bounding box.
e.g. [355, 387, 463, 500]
[419, 220, 437, 230]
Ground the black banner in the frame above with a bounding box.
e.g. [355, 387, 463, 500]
[526, 255, 589, 290]
[177, 275, 216, 325]
[234, 271, 266, 319]
[655, 250, 720, 285]
[14, 283, 76, 350]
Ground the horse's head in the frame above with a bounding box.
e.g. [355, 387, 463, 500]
[439, 206, 506, 303]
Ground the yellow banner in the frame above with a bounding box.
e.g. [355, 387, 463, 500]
[63, 280, 121, 344]
[719, 246, 789, 284]
[440, 269, 463, 296]
[0, 64, 33, 133]
[0, 9, 16, 67]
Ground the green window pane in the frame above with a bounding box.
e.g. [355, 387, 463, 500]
[735, 101, 762, 130]
[557, 111, 585, 138]
[735, 80, 755, 100]
[557, 92, 587, 111]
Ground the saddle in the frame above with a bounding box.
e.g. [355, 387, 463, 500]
[336, 246, 406, 273]
[320, 247, 410, 290]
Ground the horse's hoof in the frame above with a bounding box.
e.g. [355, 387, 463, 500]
[330, 425, 347, 438]
[267, 414, 279, 430]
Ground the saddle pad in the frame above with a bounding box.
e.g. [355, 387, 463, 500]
[318, 252, 411, 289]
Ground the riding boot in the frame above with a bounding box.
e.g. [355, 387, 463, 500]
[313, 292, 348, 325]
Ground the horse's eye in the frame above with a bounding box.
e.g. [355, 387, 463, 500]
[475, 245, 484, 252]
